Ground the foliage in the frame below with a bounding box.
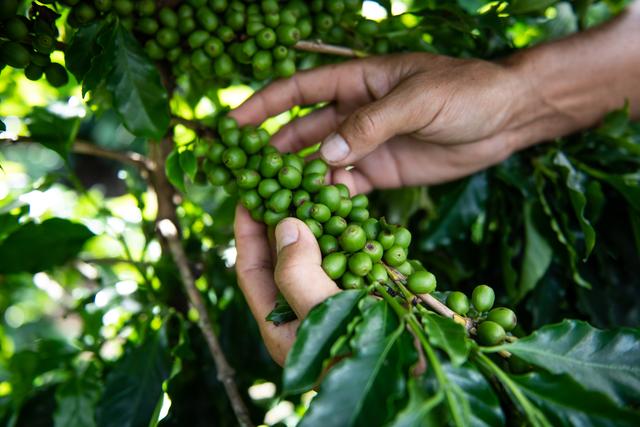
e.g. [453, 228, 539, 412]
[0, 0, 639, 426]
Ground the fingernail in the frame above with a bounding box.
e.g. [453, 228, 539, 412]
[276, 220, 299, 254]
[321, 133, 350, 163]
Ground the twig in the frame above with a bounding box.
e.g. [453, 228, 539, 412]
[157, 219, 254, 427]
[79, 257, 153, 268]
[171, 116, 216, 138]
[1, 137, 155, 171]
[294, 40, 369, 58]
[155, 64, 254, 427]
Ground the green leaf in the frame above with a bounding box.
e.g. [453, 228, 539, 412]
[179, 150, 198, 181]
[96, 327, 171, 427]
[299, 301, 406, 427]
[65, 21, 106, 81]
[421, 311, 470, 366]
[553, 152, 596, 259]
[283, 290, 365, 395]
[104, 25, 170, 139]
[517, 201, 552, 301]
[0, 218, 94, 274]
[387, 380, 443, 427]
[266, 293, 297, 325]
[512, 372, 640, 427]
[597, 102, 629, 138]
[165, 149, 185, 193]
[0, 209, 24, 243]
[422, 172, 488, 250]
[444, 363, 505, 427]
[54, 371, 101, 427]
[0, 117, 5, 132]
[508, 0, 558, 14]
[26, 106, 81, 159]
[498, 320, 640, 406]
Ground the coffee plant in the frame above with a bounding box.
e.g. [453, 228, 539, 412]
[1, 0, 639, 426]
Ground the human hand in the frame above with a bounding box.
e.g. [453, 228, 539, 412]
[234, 205, 339, 366]
[231, 52, 540, 192]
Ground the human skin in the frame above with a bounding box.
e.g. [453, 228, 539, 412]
[231, 2, 640, 365]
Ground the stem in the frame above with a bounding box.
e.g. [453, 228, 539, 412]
[383, 264, 474, 332]
[473, 352, 550, 427]
[1, 137, 155, 171]
[294, 40, 368, 58]
[375, 284, 466, 427]
[158, 219, 254, 427]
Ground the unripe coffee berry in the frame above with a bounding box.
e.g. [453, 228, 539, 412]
[472, 285, 495, 312]
[407, 271, 436, 294]
[477, 321, 506, 346]
[446, 291, 470, 315]
[487, 307, 517, 332]
[322, 252, 347, 279]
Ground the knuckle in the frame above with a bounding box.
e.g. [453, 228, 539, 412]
[350, 108, 378, 138]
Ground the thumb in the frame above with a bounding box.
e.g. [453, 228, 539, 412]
[320, 92, 409, 166]
[274, 218, 340, 318]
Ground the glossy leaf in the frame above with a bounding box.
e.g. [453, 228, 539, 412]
[422, 173, 488, 250]
[421, 311, 470, 366]
[512, 372, 640, 426]
[54, 372, 101, 427]
[165, 149, 185, 192]
[498, 320, 640, 406]
[508, 0, 559, 14]
[517, 201, 552, 301]
[65, 21, 106, 81]
[179, 150, 198, 181]
[553, 152, 596, 259]
[26, 106, 81, 158]
[265, 293, 297, 325]
[444, 363, 505, 427]
[0, 218, 94, 274]
[387, 380, 443, 427]
[96, 328, 171, 427]
[299, 301, 406, 426]
[283, 290, 365, 395]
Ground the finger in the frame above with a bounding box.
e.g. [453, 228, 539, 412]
[273, 218, 340, 318]
[319, 86, 421, 167]
[270, 106, 339, 153]
[330, 167, 373, 195]
[231, 61, 368, 125]
[234, 205, 278, 322]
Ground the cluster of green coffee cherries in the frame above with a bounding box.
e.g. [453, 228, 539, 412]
[197, 116, 437, 294]
[0, 0, 68, 86]
[57, 0, 372, 81]
[446, 284, 518, 346]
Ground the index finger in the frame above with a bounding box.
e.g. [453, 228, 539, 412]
[229, 60, 368, 126]
[234, 205, 278, 322]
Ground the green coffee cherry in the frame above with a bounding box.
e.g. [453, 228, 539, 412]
[4, 16, 28, 41]
[24, 64, 43, 81]
[302, 173, 324, 193]
[137, 0, 156, 15]
[324, 216, 347, 236]
[44, 63, 68, 87]
[256, 28, 277, 49]
[283, 154, 304, 172]
[319, 234, 339, 255]
[198, 7, 219, 32]
[292, 190, 311, 207]
[396, 261, 413, 276]
[369, 263, 388, 284]
[407, 271, 436, 294]
[34, 34, 55, 54]
[157, 28, 179, 48]
[208, 165, 230, 186]
[1, 42, 30, 68]
[335, 198, 352, 218]
[322, 252, 347, 280]
[363, 240, 383, 263]
[304, 218, 323, 238]
[258, 178, 280, 199]
[446, 291, 470, 315]
[384, 245, 406, 267]
[311, 204, 331, 223]
[378, 229, 395, 250]
[137, 18, 159, 35]
[268, 188, 293, 213]
[304, 158, 329, 176]
[276, 24, 300, 46]
[296, 200, 314, 220]
[394, 227, 412, 248]
[477, 321, 506, 346]
[341, 272, 364, 289]
[349, 252, 372, 277]
[246, 154, 262, 170]
[264, 210, 287, 226]
[260, 152, 283, 178]
[218, 116, 238, 134]
[339, 224, 366, 253]
[472, 285, 495, 312]
[352, 194, 368, 209]
[487, 307, 517, 332]
[278, 166, 302, 189]
[158, 7, 178, 28]
[240, 190, 262, 210]
[237, 169, 261, 189]
[316, 186, 341, 212]
[349, 207, 369, 222]
[222, 147, 247, 169]
[362, 218, 380, 241]
[221, 128, 241, 147]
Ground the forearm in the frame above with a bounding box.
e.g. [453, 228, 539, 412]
[508, 1, 640, 149]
